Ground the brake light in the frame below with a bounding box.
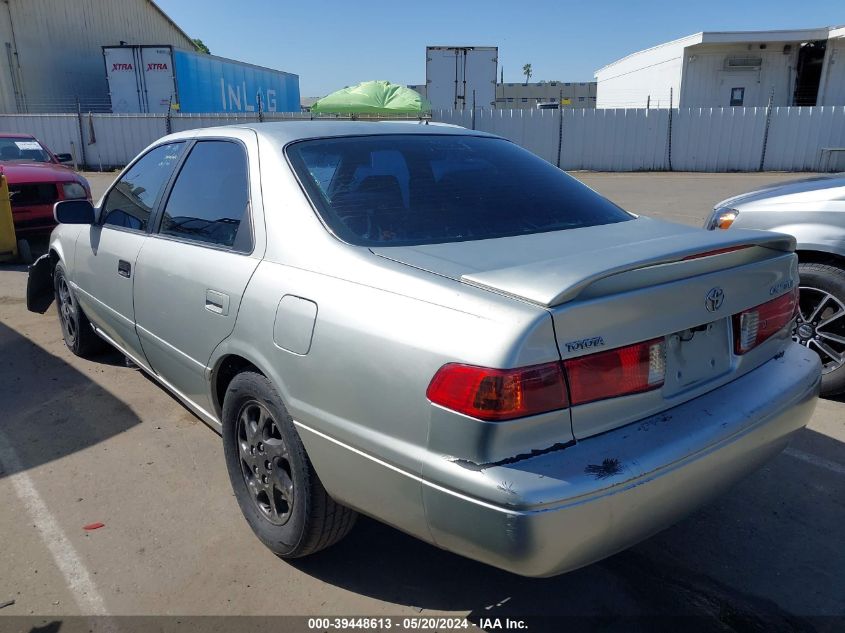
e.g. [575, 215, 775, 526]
[426, 362, 568, 421]
[732, 287, 798, 354]
[564, 338, 666, 406]
[682, 245, 751, 260]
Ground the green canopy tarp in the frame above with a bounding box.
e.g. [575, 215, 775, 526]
[311, 80, 431, 114]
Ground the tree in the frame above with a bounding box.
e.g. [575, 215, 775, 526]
[193, 38, 210, 54]
[522, 63, 532, 84]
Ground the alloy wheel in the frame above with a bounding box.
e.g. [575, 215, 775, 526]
[236, 401, 295, 525]
[57, 277, 77, 344]
[793, 285, 845, 375]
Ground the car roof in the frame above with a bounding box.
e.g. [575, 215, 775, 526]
[164, 120, 496, 145]
[0, 132, 35, 139]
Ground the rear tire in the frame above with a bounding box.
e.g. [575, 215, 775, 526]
[795, 262, 845, 397]
[222, 371, 357, 558]
[54, 262, 106, 358]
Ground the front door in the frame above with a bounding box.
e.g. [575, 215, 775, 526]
[72, 141, 186, 364]
[133, 139, 260, 411]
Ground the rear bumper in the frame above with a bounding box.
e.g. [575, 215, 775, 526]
[422, 342, 821, 577]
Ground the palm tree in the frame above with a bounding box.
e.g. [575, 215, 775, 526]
[522, 63, 533, 85]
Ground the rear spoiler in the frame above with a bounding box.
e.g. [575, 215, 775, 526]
[461, 229, 795, 308]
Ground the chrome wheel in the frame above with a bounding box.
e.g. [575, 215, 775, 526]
[793, 286, 845, 375]
[57, 276, 78, 345]
[236, 401, 295, 526]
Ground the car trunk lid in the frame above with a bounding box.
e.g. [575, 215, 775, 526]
[371, 217, 794, 307]
[373, 217, 799, 439]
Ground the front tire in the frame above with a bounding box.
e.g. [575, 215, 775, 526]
[222, 371, 357, 558]
[795, 263, 845, 396]
[54, 263, 106, 358]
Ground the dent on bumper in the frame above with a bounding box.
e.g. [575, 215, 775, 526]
[422, 343, 821, 577]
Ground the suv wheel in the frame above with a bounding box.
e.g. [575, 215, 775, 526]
[222, 371, 357, 558]
[795, 263, 845, 396]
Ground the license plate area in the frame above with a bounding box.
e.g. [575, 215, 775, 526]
[663, 318, 732, 396]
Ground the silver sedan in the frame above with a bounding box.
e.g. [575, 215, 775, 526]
[28, 122, 819, 577]
[708, 175, 845, 396]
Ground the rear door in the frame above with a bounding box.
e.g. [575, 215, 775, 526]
[464, 47, 497, 109]
[104, 47, 142, 113]
[133, 137, 261, 411]
[72, 141, 185, 364]
[427, 47, 461, 110]
[140, 46, 176, 113]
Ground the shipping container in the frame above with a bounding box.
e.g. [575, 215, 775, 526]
[425, 46, 498, 111]
[103, 45, 300, 114]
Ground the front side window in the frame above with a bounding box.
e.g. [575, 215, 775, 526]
[159, 141, 250, 250]
[101, 142, 184, 231]
[287, 135, 632, 247]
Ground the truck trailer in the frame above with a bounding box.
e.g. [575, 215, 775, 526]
[425, 46, 498, 111]
[103, 45, 300, 114]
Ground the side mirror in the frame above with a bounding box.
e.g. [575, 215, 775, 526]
[54, 199, 95, 224]
[55, 153, 73, 163]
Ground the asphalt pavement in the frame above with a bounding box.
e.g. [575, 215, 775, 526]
[0, 171, 842, 632]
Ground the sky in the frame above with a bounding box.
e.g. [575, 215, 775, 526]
[156, 0, 844, 97]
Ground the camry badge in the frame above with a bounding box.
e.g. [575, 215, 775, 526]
[705, 287, 725, 312]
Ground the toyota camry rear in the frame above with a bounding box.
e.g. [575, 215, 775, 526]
[38, 122, 819, 579]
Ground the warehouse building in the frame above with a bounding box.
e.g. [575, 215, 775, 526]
[495, 81, 596, 108]
[595, 26, 845, 109]
[0, 0, 196, 112]
[407, 81, 597, 109]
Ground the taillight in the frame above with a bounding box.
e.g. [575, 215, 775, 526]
[428, 338, 670, 420]
[732, 287, 798, 354]
[564, 338, 666, 406]
[426, 362, 568, 421]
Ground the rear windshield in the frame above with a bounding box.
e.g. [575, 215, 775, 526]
[286, 134, 632, 246]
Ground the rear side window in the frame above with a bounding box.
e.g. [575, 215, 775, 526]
[101, 142, 184, 231]
[287, 135, 632, 246]
[159, 141, 251, 250]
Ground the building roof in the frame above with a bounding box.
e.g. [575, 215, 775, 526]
[147, 0, 198, 51]
[595, 26, 843, 75]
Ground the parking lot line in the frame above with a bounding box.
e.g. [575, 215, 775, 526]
[784, 446, 845, 476]
[0, 428, 108, 615]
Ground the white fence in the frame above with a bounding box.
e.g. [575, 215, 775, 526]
[0, 107, 843, 172]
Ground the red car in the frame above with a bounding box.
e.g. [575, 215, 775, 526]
[0, 133, 91, 237]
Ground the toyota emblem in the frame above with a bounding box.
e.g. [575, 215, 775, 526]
[705, 287, 725, 312]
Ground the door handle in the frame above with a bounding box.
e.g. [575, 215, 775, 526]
[205, 290, 230, 316]
[118, 259, 131, 278]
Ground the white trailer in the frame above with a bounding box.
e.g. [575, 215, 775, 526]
[426, 46, 498, 111]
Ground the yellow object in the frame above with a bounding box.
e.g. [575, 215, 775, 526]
[0, 173, 17, 262]
[561, 98, 572, 105]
